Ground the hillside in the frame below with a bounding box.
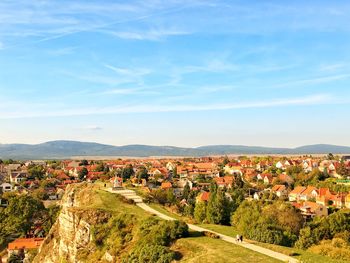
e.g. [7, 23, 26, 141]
[33, 184, 280, 263]
[1, 140, 350, 159]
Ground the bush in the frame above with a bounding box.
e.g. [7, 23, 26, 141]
[203, 231, 220, 239]
[124, 218, 188, 262]
[308, 238, 350, 261]
[124, 244, 175, 263]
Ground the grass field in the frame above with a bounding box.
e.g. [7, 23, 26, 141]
[173, 235, 280, 263]
[149, 202, 347, 263]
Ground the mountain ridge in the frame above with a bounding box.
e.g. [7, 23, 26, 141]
[0, 140, 350, 159]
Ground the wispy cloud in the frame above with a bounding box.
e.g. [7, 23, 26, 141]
[319, 63, 346, 72]
[104, 64, 151, 76]
[101, 88, 159, 95]
[102, 28, 190, 41]
[47, 46, 77, 56]
[0, 94, 335, 119]
[82, 125, 103, 131]
[274, 74, 350, 88]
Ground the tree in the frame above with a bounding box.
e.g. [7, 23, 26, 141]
[327, 153, 335, 160]
[78, 167, 88, 180]
[222, 156, 230, 166]
[194, 201, 207, 223]
[206, 184, 231, 225]
[0, 195, 46, 247]
[136, 166, 149, 181]
[121, 164, 134, 180]
[231, 200, 302, 246]
[28, 165, 45, 180]
[182, 183, 191, 200]
[80, 160, 89, 166]
[8, 253, 23, 263]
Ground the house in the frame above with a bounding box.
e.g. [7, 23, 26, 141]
[345, 193, 350, 209]
[7, 238, 44, 260]
[316, 188, 332, 206]
[6, 164, 22, 172]
[149, 168, 168, 178]
[316, 188, 346, 208]
[271, 184, 287, 198]
[214, 176, 234, 188]
[302, 160, 313, 173]
[166, 162, 176, 171]
[288, 186, 306, 202]
[224, 164, 242, 176]
[293, 201, 328, 218]
[277, 174, 294, 185]
[275, 161, 284, 169]
[196, 191, 210, 203]
[0, 182, 13, 192]
[9, 172, 27, 184]
[328, 193, 346, 208]
[257, 173, 273, 184]
[299, 186, 318, 201]
[177, 179, 193, 189]
[161, 182, 172, 190]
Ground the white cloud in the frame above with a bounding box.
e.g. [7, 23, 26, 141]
[319, 63, 345, 72]
[103, 28, 190, 41]
[104, 64, 151, 76]
[82, 125, 103, 131]
[0, 94, 335, 119]
[274, 74, 350, 88]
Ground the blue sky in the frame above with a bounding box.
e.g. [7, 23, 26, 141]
[0, 0, 350, 147]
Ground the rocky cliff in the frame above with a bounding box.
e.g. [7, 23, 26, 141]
[33, 184, 112, 263]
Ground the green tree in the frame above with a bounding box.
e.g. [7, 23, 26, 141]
[28, 165, 45, 180]
[136, 166, 149, 181]
[194, 201, 207, 223]
[182, 183, 191, 200]
[0, 195, 46, 247]
[122, 164, 135, 180]
[78, 167, 88, 180]
[79, 159, 89, 166]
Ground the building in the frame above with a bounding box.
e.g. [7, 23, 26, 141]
[0, 182, 13, 192]
[271, 184, 287, 198]
[288, 186, 306, 202]
[7, 238, 44, 260]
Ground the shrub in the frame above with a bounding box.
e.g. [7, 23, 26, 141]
[124, 244, 175, 263]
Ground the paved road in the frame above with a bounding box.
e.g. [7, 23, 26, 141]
[108, 188, 299, 263]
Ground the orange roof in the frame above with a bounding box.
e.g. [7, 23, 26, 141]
[8, 238, 44, 250]
[272, 184, 286, 192]
[301, 186, 317, 195]
[192, 163, 214, 170]
[199, 191, 210, 201]
[290, 186, 306, 195]
[161, 182, 172, 189]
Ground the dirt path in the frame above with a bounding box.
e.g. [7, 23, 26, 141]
[108, 188, 299, 263]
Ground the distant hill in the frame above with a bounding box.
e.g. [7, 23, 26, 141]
[0, 140, 349, 159]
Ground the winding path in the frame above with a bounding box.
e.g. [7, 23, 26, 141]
[108, 188, 299, 263]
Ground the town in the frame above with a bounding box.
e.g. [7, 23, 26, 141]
[1, 154, 350, 262]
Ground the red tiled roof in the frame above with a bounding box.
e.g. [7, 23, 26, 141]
[8, 238, 44, 250]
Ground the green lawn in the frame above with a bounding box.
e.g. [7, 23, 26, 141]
[148, 203, 184, 220]
[173, 236, 280, 263]
[149, 203, 347, 263]
[86, 187, 149, 219]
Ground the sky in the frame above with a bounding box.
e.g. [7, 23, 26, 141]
[0, 0, 350, 147]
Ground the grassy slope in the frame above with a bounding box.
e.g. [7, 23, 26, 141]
[91, 186, 288, 263]
[173, 235, 280, 263]
[149, 203, 346, 263]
